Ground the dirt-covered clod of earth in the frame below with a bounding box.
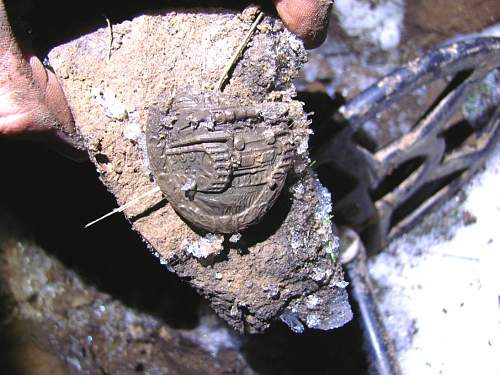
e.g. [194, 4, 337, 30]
[48, 5, 351, 333]
[0, 239, 253, 375]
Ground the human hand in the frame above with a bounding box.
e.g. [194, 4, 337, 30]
[273, 0, 332, 48]
[0, 0, 86, 160]
[0, 0, 331, 157]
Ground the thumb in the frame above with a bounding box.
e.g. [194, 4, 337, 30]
[272, 0, 333, 48]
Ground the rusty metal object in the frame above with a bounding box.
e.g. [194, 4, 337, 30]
[315, 37, 500, 252]
[338, 227, 402, 375]
[146, 92, 294, 233]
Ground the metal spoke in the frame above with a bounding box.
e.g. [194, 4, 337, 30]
[314, 37, 500, 252]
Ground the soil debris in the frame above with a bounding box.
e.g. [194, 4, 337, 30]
[48, 5, 351, 333]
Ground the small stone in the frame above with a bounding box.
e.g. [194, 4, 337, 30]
[183, 234, 224, 260]
[92, 87, 128, 120]
[310, 267, 332, 283]
[123, 122, 142, 142]
[306, 295, 321, 310]
[333, 280, 349, 289]
[264, 285, 280, 300]
[229, 233, 242, 243]
[230, 303, 240, 317]
[280, 310, 304, 334]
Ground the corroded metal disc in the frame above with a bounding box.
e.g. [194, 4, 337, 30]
[146, 92, 295, 233]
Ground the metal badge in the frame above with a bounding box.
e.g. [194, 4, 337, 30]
[146, 92, 294, 233]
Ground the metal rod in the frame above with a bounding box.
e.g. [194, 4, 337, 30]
[346, 260, 402, 375]
[340, 227, 402, 375]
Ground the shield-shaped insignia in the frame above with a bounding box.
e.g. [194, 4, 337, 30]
[146, 92, 295, 233]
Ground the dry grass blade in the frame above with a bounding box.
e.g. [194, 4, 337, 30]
[85, 186, 161, 228]
[216, 11, 264, 91]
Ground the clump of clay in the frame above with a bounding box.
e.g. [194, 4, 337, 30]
[48, 5, 351, 333]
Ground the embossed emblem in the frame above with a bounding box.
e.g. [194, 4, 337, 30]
[146, 92, 295, 233]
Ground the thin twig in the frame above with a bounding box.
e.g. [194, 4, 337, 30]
[216, 11, 263, 91]
[85, 186, 161, 228]
[105, 15, 113, 60]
